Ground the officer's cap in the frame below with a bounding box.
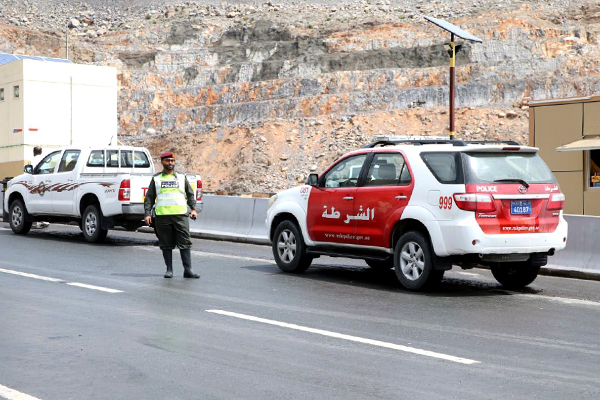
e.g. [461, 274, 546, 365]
[160, 151, 175, 160]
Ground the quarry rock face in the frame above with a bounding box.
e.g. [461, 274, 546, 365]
[1, 0, 599, 193]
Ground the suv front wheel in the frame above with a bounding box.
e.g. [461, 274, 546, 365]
[394, 231, 444, 290]
[272, 220, 313, 273]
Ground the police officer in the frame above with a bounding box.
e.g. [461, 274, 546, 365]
[144, 152, 200, 279]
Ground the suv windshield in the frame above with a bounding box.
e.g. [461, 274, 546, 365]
[463, 152, 556, 184]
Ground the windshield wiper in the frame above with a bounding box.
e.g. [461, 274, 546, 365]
[494, 178, 530, 188]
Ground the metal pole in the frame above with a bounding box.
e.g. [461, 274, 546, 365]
[449, 32, 455, 140]
[66, 24, 69, 60]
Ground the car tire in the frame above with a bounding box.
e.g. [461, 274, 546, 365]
[9, 199, 32, 235]
[394, 231, 444, 291]
[491, 262, 540, 289]
[82, 204, 108, 243]
[272, 220, 313, 273]
[365, 259, 394, 270]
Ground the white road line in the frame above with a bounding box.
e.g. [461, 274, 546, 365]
[0, 383, 44, 400]
[136, 246, 275, 264]
[515, 294, 600, 307]
[206, 309, 480, 365]
[66, 282, 123, 293]
[453, 271, 480, 277]
[0, 268, 63, 282]
[0, 268, 122, 294]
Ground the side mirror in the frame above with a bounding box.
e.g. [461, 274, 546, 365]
[24, 164, 33, 174]
[306, 173, 319, 187]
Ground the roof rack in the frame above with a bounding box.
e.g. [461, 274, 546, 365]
[463, 140, 521, 146]
[364, 139, 467, 148]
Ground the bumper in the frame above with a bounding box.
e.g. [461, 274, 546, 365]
[121, 203, 145, 216]
[438, 218, 568, 256]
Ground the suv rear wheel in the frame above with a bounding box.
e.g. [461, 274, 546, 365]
[272, 220, 313, 273]
[394, 231, 444, 291]
[491, 261, 540, 289]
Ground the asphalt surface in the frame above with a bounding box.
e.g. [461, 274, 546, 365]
[1, 222, 600, 400]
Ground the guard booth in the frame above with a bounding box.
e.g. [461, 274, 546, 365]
[529, 96, 600, 216]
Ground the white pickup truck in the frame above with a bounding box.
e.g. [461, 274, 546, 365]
[3, 146, 203, 242]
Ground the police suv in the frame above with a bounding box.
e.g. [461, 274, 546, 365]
[266, 136, 568, 290]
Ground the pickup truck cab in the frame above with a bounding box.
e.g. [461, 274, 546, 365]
[266, 137, 568, 290]
[4, 146, 203, 242]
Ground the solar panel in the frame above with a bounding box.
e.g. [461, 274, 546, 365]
[424, 16, 483, 43]
[0, 53, 72, 66]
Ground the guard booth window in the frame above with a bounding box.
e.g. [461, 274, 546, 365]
[590, 150, 600, 187]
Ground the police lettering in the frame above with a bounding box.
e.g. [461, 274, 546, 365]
[161, 181, 179, 188]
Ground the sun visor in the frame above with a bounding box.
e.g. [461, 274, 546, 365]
[556, 137, 600, 152]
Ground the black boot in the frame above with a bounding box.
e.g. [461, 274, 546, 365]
[181, 248, 199, 279]
[162, 249, 173, 278]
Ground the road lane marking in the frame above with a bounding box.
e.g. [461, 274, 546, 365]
[0, 383, 44, 400]
[136, 246, 275, 264]
[206, 309, 480, 365]
[0, 268, 122, 294]
[453, 271, 480, 277]
[66, 282, 123, 293]
[0, 268, 63, 282]
[515, 293, 600, 307]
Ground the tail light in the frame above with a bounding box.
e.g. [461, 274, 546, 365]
[453, 193, 496, 212]
[118, 179, 131, 201]
[547, 193, 565, 211]
[196, 179, 203, 201]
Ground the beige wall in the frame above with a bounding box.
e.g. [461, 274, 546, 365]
[0, 160, 26, 179]
[0, 61, 25, 169]
[0, 59, 117, 178]
[554, 171, 584, 215]
[583, 102, 600, 137]
[533, 104, 583, 172]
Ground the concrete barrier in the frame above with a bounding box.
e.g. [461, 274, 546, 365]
[188, 195, 270, 245]
[543, 215, 600, 280]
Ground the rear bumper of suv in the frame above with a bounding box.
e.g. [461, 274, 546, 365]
[436, 217, 568, 256]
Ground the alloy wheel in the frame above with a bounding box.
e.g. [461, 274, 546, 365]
[277, 229, 297, 263]
[400, 241, 425, 281]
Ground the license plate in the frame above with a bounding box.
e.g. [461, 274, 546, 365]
[511, 200, 531, 215]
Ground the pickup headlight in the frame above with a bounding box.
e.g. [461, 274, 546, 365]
[268, 194, 278, 209]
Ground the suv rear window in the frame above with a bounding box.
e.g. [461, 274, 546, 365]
[421, 152, 463, 184]
[463, 152, 556, 184]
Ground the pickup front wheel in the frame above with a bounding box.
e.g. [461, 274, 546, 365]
[9, 199, 32, 235]
[82, 204, 108, 243]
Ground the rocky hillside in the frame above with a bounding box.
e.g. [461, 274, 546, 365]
[2, 0, 599, 193]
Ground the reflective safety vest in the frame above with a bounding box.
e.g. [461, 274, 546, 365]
[153, 173, 188, 215]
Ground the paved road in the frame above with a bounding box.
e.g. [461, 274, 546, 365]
[1, 222, 600, 400]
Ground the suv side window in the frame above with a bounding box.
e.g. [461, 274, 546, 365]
[365, 153, 411, 186]
[421, 152, 463, 184]
[322, 154, 368, 188]
[57, 150, 81, 173]
[34, 151, 61, 175]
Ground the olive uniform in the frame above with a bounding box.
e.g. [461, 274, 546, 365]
[144, 171, 199, 278]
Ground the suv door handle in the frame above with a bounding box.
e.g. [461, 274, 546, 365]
[343, 196, 354, 200]
[395, 195, 407, 200]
